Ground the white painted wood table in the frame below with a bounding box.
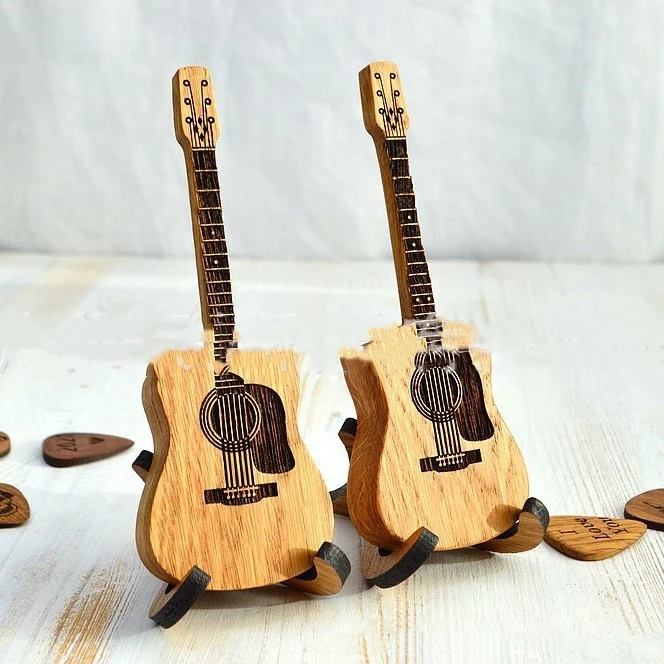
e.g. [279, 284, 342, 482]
[0, 253, 662, 663]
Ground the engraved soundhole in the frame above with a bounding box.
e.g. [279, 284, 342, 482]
[199, 389, 261, 452]
[410, 363, 463, 423]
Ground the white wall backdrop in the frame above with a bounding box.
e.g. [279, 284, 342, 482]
[0, 0, 663, 261]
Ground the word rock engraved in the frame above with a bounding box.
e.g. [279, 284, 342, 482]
[544, 516, 646, 561]
[43, 433, 134, 467]
[0, 432, 9, 458]
[0, 483, 30, 526]
[624, 488, 664, 531]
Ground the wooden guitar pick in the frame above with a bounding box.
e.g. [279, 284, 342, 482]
[0, 432, 9, 458]
[624, 489, 664, 531]
[43, 433, 134, 467]
[0, 483, 30, 526]
[545, 516, 646, 561]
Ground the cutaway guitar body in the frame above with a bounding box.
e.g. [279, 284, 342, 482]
[343, 61, 530, 555]
[342, 324, 528, 551]
[135, 67, 337, 595]
[137, 347, 333, 590]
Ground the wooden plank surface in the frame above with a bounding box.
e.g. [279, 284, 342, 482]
[0, 253, 662, 663]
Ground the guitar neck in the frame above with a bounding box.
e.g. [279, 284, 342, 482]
[375, 136, 436, 323]
[173, 66, 236, 363]
[360, 62, 440, 340]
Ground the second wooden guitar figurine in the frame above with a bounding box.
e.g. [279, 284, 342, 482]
[335, 61, 549, 587]
[134, 67, 349, 627]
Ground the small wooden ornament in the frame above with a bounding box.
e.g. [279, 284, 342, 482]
[43, 433, 134, 467]
[624, 489, 664, 531]
[0, 483, 30, 527]
[544, 516, 646, 561]
[0, 432, 9, 458]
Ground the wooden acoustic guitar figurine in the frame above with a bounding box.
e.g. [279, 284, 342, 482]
[134, 67, 349, 627]
[335, 61, 548, 587]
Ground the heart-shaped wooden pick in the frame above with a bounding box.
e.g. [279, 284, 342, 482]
[0, 483, 30, 526]
[545, 516, 646, 561]
[43, 433, 134, 467]
[624, 489, 664, 531]
[0, 432, 9, 458]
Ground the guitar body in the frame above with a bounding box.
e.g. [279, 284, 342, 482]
[341, 324, 529, 551]
[136, 347, 333, 590]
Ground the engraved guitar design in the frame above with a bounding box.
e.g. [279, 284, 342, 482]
[136, 67, 333, 590]
[341, 62, 529, 551]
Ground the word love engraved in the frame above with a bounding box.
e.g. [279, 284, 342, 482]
[544, 515, 646, 561]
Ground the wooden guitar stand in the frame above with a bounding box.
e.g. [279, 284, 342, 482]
[331, 420, 549, 588]
[133, 451, 350, 628]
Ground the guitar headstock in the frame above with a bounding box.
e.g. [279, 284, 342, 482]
[172, 66, 220, 151]
[358, 61, 409, 140]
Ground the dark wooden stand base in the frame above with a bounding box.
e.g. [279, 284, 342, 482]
[332, 418, 549, 589]
[133, 451, 351, 628]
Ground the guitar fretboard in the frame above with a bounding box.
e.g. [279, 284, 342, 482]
[383, 138, 442, 344]
[191, 148, 236, 363]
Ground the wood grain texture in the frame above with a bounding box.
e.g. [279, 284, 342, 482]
[0, 483, 30, 526]
[545, 516, 647, 561]
[475, 497, 549, 553]
[361, 527, 438, 588]
[172, 66, 225, 350]
[1, 255, 663, 663]
[43, 433, 134, 467]
[137, 347, 333, 590]
[285, 542, 351, 595]
[341, 323, 529, 551]
[148, 566, 211, 629]
[136, 67, 336, 593]
[624, 489, 664, 531]
[359, 61, 415, 323]
[131, 450, 153, 482]
[0, 431, 9, 457]
[346, 61, 530, 555]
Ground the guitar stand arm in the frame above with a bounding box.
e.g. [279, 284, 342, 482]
[330, 418, 356, 516]
[284, 542, 351, 595]
[474, 497, 549, 553]
[148, 566, 211, 628]
[132, 449, 153, 480]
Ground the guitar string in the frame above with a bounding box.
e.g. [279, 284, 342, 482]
[426, 365, 448, 458]
[234, 394, 248, 488]
[442, 365, 463, 456]
[197, 151, 242, 495]
[239, 393, 255, 488]
[390, 140, 466, 464]
[226, 391, 242, 488]
[219, 387, 234, 488]
[431, 363, 452, 458]
[243, 395, 256, 488]
[421, 368, 439, 457]
[439, 350, 459, 458]
[216, 392, 231, 489]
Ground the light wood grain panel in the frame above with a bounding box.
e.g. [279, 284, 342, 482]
[341, 323, 528, 550]
[137, 347, 333, 590]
